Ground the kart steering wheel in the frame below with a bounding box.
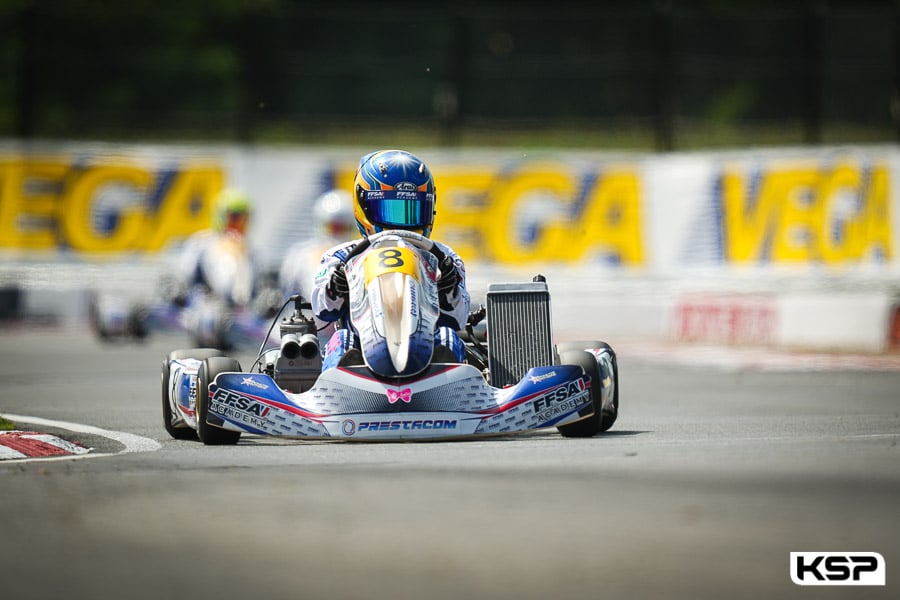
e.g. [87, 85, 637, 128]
[340, 230, 446, 264]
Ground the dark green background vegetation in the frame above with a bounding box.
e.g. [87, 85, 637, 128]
[1, 0, 897, 149]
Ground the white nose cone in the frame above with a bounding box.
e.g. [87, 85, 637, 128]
[379, 272, 414, 373]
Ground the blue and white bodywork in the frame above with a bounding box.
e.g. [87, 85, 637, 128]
[210, 363, 590, 440]
[166, 361, 592, 440]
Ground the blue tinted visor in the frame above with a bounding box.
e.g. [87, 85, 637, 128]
[363, 190, 434, 228]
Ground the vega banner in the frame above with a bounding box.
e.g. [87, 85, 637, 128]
[0, 142, 896, 274]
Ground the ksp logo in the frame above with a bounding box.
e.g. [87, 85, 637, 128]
[790, 552, 885, 586]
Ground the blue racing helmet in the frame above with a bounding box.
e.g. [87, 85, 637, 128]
[353, 149, 436, 238]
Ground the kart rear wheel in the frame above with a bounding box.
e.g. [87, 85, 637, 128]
[128, 305, 150, 339]
[161, 349, 224, 440]
[556, 344, 618, 437]
[196, 356, 243, 445]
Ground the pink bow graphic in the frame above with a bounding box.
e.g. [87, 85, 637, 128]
[387, 388, 412, 404]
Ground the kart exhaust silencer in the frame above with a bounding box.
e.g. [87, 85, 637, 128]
[280, 332, 320, 360]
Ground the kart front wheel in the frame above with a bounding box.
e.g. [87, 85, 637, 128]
[162, 348, 224, 440]
[556, 344, 618, 437]
[196, 356, 243, 445]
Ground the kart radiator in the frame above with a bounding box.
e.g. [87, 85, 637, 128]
[485, 281, 555, 387]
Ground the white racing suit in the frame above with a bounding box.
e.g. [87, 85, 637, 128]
[310, 238, 470, 371]
[175, 230, 256, 307]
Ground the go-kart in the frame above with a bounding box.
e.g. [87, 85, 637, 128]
[90, 235, 280, 350]
[91, 285, 277, 349]
[161, 230, 619, 443]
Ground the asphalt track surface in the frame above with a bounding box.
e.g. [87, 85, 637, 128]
[1, 326, 898, 600]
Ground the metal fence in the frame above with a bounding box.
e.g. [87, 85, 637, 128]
[1, 1, 896, 149]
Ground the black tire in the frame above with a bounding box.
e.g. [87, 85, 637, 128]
[556, 341, 619, 431]
[128, 305, 150, 340]
[556, 345, 619, 437]
[162, 348, 224, 440]
[597, 343, 619, 433]
[88, 295, 109, 341]
[196, 356, 243, 445]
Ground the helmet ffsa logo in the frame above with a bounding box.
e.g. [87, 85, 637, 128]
[790, 552, 885, 586]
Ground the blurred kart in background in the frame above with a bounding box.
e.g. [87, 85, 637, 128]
[89, 234, 281, 350]
[89, 282, 280, 350]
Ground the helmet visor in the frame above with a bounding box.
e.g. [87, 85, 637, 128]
[224, 210, 249, 234]
[363, 190, 434, 229]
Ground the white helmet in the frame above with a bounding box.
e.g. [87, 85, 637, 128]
[313, 189, 355, 240]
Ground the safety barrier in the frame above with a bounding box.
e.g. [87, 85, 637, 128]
[1, 141, 898, 353]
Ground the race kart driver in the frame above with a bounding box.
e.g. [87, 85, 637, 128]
[309, 149, 470, 371]
[173, 187, 257, 308]
[279, 188, 357, 347]
[279, 188, 357, 301]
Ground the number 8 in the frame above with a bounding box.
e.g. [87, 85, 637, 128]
[379, 248, 404, 268]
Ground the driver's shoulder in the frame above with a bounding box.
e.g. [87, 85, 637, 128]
[432, 239, 463, 261]
[326, 239, 361, 261]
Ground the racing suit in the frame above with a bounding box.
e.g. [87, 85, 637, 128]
[310, 238, 470, 370]
[175, 229, 257, 307]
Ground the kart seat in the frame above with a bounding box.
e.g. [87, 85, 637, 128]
[337, 348, 364, 367]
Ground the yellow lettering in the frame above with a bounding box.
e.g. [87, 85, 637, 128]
[862, 165, 893, 261]
[578, 171, 644, 264]
[431, 170, 493, 263]
[143, 167, 223, 250]
[336, 163, 645, 265]
[61, 165, 150, 252]
[722, 162, 893, 265]
[2, 159, 224, 253]
[722, 167, 780, 262]
[485, 168, 575, 263]
[770, 169, 819, 262]
[0, 159, 67, 249]
[817, 164, 863, 262]
[443, 168, 645, 265]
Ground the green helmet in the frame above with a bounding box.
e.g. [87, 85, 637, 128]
[213, 188, 252, 233]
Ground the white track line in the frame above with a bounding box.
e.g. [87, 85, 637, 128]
[1, 413, 160, 462]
